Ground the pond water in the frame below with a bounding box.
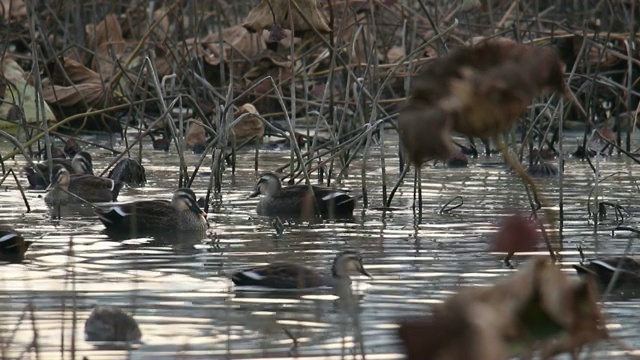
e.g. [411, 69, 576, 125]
[1, 130, 640, 359]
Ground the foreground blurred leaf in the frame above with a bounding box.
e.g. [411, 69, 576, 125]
[399, 257, 607, 360]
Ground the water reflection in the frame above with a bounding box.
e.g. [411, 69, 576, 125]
[0, 134, 639, 358]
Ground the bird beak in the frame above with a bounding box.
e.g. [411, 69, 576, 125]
[358, 264, 372, 278]
[190, 203, 207, 219]
[249, 189, 260, 198]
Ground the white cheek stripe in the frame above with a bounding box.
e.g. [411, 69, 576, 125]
[113, 207, 130, 217]
[322, 192, 346, 201]
[591, 260, 622, 272]
[0, 233, 18, 243]
[241, 271, 265, 280]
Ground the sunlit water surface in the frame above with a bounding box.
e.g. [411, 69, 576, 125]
[1, 131, 640, 359]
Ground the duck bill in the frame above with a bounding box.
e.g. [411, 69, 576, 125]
[359, 266, 372, 278]
[190, 203, 207, 219]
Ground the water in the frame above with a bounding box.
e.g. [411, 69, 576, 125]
[1, 131, 640, 359]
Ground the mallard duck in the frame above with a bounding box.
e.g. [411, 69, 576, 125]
[573, 257, 640, 295]
[250, 173, 356, 219]
[95, 188, 208, 232]
[0, 226, 32, 263]
[232, 251, 370, 289]
[25, 151, 94, 189]
[84, 305, 142, 342]
[44, 165, 121, 206]
[108, 158, 146, 186]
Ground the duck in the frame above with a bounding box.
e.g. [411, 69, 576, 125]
[107, 158, 147, 186]
[0, 226, 33, 263]
[573, 257, 640, 295]
[25, 151, 94, 189]
[44, 165, 122, 206]
[95, 188, 208, 232]
[250, 172, 356, 219]
[84, 305, 142, 342]
[231, 251, 370, 289]
[525, 162, 559, 178]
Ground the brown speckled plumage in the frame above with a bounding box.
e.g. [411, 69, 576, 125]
[232, 251, 370, 289]
[45, 165, 121, 206]
[250, 173, 356, 219]
[95, 188, 208, 233]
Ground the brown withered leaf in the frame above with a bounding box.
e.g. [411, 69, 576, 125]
[86, 14, 123, 53]
[186, 122, 206, 151]
[399, 302, 508, 360]
[399, 258, 607, 360]
[42, 58, 108, 108]
[0, 57, 57, 126]
[86, 14, 138, 79]
[243, 50, 293, 86]
[399, 40, 566, 166]
[232, 103, 265, 143]
[200, 25, 267, 67]
[0, 0, 26, 20]
[243, 0, 330, 35]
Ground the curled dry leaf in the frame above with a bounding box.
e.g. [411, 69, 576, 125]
[243, 0, 330, 35]
[0, 57, 57, 130]
[399, 40, 567, 166]
[86, 14, 130, 78]
[399, 257, 607, 360]
[243, 51, 293, 96]
[200, 25, 267, 67]
[42, 58, 108, 108]
[0, 0, 26, 20]
[186, 121, 206, 151]
[232, 103, 265, 143]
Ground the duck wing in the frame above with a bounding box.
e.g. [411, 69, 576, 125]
[69, 174, 122, 202]
[232, 263, 327, 289]
[95, 200, 178, 232]
[265, 185, 355, 218]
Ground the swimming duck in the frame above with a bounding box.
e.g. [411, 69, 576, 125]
[25, 151, 94, 189]
[231, 251, 370, 289]
[0, 226, 32, 263]
[250, 172, 356, 219]
[573, 257, 640, 295]
[525, 162, 559, 178]
[84, 305, 142, 342]
[95, 188, 208, 232]
[44, 165, 121, 206]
